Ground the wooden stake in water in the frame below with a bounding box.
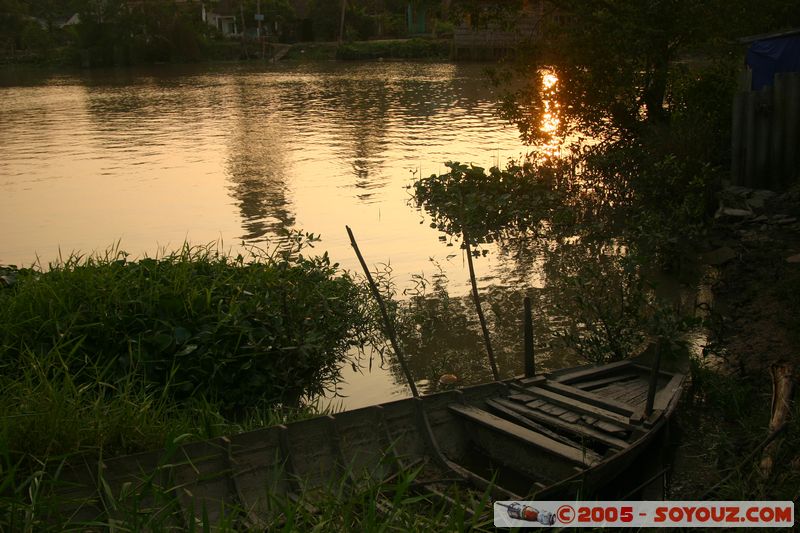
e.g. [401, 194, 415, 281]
[346, 226, 419, 397]
[523, 296, 535, 378]
[462, 228, 499, 381]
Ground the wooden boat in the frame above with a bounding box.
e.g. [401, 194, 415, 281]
[56, 349, 684, 528]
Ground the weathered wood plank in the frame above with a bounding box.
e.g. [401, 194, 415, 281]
[448, 404, 598, 466]
[608, 382, 650, 404]
[593, 382, 636, 402]
[559, 412, 581, 424]
[490, 398, 629, 450]
[574, 372, 640, 391]
[485, 399, 601, 463]
[518, 375, 547, 386]
[508, 393, 537, 403]
[524, 387, 636, 429]
[538, 381, 637, 416]
[537, 403, 568, 417]
[593, 420, 628, 435]
[652, 373, 685, 412]
[553, 360, 633, 384]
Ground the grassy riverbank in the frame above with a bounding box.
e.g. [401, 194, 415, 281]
[0, 239, 383, 529]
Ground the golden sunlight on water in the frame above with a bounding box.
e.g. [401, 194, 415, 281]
[539, 70, 562, 158]
[0, 62, 526, 294]
[0, 62, 581, 410]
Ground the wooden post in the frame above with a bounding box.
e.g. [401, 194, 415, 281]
[744, 91, 757, 188]
[644, 341, 662, 417]
[346, 226, 419, 397]
[240, 2, 249, 59]
[523, 296, 535, 378]
[754, 87, 772, 189]
[770, 74, 786, 189]
[338, 0, 347, 44]
[784, 73, 800, 190]
[731, 91, 746, 185]
[463, 229, 499, 381]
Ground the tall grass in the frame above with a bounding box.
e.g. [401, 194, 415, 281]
[0, 239, 373, 412]
[0, 343, 495, 530]
[0, 341, 329, 530]
[0, 239, 395, 529]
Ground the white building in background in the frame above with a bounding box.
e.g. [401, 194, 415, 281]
[202, 2, 239, 37]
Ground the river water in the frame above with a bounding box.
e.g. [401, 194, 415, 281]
[0, 61, 576, 410]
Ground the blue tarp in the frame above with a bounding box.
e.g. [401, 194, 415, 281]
[747, 35, 800, 90]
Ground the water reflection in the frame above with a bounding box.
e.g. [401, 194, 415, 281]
[373, 279, 582, 398]
[225, 77, 296, 239]
[540, 71, 562, 158]
[0, 62, 538, 409]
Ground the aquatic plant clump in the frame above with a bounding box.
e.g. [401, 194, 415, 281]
[412, 161, 568, 246]
[0, 239, 372, 411]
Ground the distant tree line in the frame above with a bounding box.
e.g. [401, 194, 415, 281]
[0, 0, 545, 65]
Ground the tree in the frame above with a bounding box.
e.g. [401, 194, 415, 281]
[504, 0, 800, 145]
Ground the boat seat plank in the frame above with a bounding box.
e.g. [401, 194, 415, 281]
[448, 404, 598, 466]
[485, 399, 601, 463]
[523, 387, 636, 429]
[538, 381, 637, 416]
[490, 398, 629, 450]
[518, 376, 547, 386]
[526, 399, 545, 409]
[574, 372, 640, 391]
[552, 360, 633, 384]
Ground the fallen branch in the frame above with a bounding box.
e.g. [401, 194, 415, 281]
[759, 361, 795, 478]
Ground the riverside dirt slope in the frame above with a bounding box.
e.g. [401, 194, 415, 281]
[669, 183, 800, 501]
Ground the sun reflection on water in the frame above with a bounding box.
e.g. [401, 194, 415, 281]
[539, 71, 561, 158]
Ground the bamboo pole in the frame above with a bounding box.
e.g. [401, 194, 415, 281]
[462, 228, 499, 381]
[346, 226, 418, 397]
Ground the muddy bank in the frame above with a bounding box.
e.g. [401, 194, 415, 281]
[669, 183, 800, 500]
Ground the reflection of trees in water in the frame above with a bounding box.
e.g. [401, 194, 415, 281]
[380, 275, 575, 394]
[226, 79, 295, 241]
[321, 76, 392, 200]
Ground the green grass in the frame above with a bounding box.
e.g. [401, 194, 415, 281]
[0, 345, 495, 531]
[0, 239, 421, 529]
[0, 239, 372, 412]
[0, 342, 331, 531]
[676, 359, 800, 501]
